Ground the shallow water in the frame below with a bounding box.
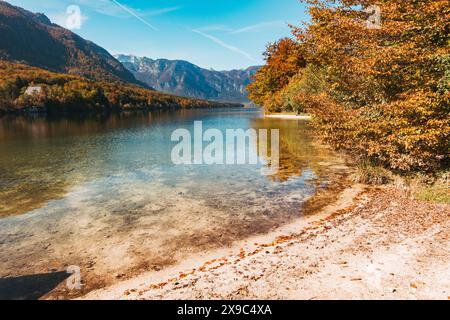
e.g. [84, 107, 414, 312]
[0, 108, 348, 299]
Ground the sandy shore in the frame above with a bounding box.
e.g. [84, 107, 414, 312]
[82, 185, 449, 300]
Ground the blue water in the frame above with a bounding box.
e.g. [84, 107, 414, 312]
[0, 108, 347, 297]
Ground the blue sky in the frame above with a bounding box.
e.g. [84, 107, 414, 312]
[7, 0, 309, 70]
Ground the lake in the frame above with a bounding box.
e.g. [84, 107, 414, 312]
[0, 108, 349, 299]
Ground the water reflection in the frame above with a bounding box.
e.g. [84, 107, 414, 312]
[0, 109, 259, 217]
[252, 117, 345, 183]
[0, 109, 349, 298]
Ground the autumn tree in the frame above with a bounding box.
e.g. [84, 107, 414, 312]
[249, 0, 449, 173]
[248, 38, 306, 109]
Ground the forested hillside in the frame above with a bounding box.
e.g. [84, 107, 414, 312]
[0, 1, 143, 86]
[0, 61, 241, 115]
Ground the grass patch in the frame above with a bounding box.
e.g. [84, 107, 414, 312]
[414, 185, 449, 204]
[412, 174, 450, 204]
[353, 165, 450, 204]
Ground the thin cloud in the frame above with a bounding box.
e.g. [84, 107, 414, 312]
[191, 29, 256, 62]
[50, 11, 88, 30]
[141, 6, 181, 17]
[74, 0, 180, 30]
[197, 24, 233, 33]
[110, 0, 158, 31]
[230, 21, 287, 34]
[75, 0, 125, 17]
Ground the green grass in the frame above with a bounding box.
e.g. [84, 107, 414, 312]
[414, 184, 450, 204]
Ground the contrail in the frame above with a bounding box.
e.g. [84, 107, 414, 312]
[230, 21, 286, 34]
[191, 29, 256, 62]
[145, 6, 182, 17]
[110, 0, 158, 31]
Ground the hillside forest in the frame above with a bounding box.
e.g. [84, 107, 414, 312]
[0, 61, 240, 115]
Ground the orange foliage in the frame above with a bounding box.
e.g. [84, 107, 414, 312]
[248, 38, 306, 108]
[248, 0, 449, 173]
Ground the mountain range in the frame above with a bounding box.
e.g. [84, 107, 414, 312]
[0, 1, 143, 86]
[116, 55, 260, 103]
[0, 1, 244, 115]
[0, 1, 255, 107]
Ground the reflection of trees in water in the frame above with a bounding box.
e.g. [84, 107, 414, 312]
[0, 113, 153, 217]
[0, 110, 215, 140]
[0, 109, 257, 217]
[0, 112, 349, 217]
[252, 118, 352, 219]
[252, 118, 346, 183]
[0, 111, 197, 216]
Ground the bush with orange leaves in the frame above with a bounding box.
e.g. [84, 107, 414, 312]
[248, 0, 449, 173]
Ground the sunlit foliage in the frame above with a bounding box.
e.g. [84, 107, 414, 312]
[248, 0, 449, 173]
[247, 38, 306, 111]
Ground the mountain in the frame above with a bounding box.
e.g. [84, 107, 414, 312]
[116, 55, 260, 103]
[0, 1, 143, 86]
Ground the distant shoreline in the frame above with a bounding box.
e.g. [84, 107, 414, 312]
[0, 104, 245, 118]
